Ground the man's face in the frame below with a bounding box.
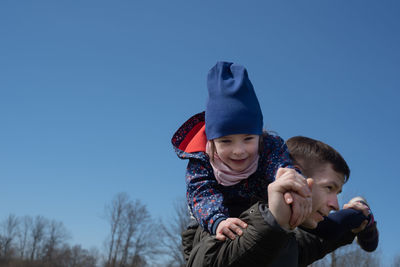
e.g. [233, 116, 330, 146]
[300, 162, 344, 229]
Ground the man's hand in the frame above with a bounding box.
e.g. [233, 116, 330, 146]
[279, 168, 313, 229]
[268, 168, 312, 230]
[215, 218, 248, 241]
[285, 189, 313, 229]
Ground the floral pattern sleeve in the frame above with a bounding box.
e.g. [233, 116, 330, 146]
[186, 158, 228, 234]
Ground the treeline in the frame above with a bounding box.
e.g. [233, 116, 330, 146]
[1, 193, 398, 267]
[102, 193, 190, 267]
[0, 214, 98, 267]
[310, 243, 383, 267]
[0, 193, 189, 267]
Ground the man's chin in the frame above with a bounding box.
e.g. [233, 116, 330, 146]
[300, 219, 319, 229]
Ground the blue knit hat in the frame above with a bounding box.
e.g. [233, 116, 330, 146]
[205, 61, 263, 140]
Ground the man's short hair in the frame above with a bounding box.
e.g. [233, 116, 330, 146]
[286, 136, 350, 183]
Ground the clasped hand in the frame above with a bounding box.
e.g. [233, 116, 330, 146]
[215, 168, 312, 240]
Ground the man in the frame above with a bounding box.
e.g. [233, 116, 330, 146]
[184, 136, 377, 267]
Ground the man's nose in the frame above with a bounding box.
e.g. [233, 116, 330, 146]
[329, 196, 340, 211]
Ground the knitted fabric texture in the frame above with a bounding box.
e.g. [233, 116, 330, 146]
[205, 61, 263, 140]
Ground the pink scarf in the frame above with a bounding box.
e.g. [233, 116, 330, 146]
[206, 141, 259, 186]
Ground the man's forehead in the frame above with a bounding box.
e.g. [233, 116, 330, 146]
[310, 163, 345, 184]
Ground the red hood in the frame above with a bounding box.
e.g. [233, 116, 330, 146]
[172, 112, 207, 154]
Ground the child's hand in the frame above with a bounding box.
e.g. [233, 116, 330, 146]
[275, 168, 311, 198]
[284, 189, 313, 229]
[277, 168, 313, 229]
[343, 199, 370, 234]
[215, 218, 248, 241]
[269, 168, 312, 230]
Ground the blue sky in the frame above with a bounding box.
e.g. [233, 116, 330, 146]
[1, 0, 399, 264]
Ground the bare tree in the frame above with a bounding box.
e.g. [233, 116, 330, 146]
[30, 215, 48, 261]
[0, 214, 19, 260]
[42, 220, 70, 263]
[0, 214, 99, 267]
[16, 215, 33, 260]
[161, 198, 191, 267]
[128, 221, 160, 266]
[105, 192, 129, 267]
[310, 240, 381, 267]
[120, 200, 147, 265]
[335, 245, 380, 267]
[66, 245, 98, 267]
[103, 192, 161, 267]
[130, 253, 147, 267]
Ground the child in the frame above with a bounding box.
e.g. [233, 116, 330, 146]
[172, 61, 307, 240]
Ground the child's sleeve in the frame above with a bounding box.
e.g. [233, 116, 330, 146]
[266, 135, 297, 179]
[356, 219, 379, 252]
[185, 158, 228, 234]
[310, 209, 367, 239]
[307, 209, 379, 252]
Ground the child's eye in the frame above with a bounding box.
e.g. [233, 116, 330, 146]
[219, 139, 231, 144]
[244, 136, 254, 141]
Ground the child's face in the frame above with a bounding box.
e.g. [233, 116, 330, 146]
[300, 163, 344, 229]
[213, 134, 260, 172]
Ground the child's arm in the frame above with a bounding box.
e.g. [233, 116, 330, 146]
[309, 208, 367, 239]
[344, 197, 379, 252]
[185, 158, 229, 234]
[215, 218, 248, 241]
[308, 197, 379, 252]
[269, 135, 310, 228]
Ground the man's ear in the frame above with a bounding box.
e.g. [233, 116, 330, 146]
[306, 178, 313, 191]
[293, 164, 303, 173]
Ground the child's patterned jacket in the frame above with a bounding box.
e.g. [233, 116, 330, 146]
[172, 112, 294, 234]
